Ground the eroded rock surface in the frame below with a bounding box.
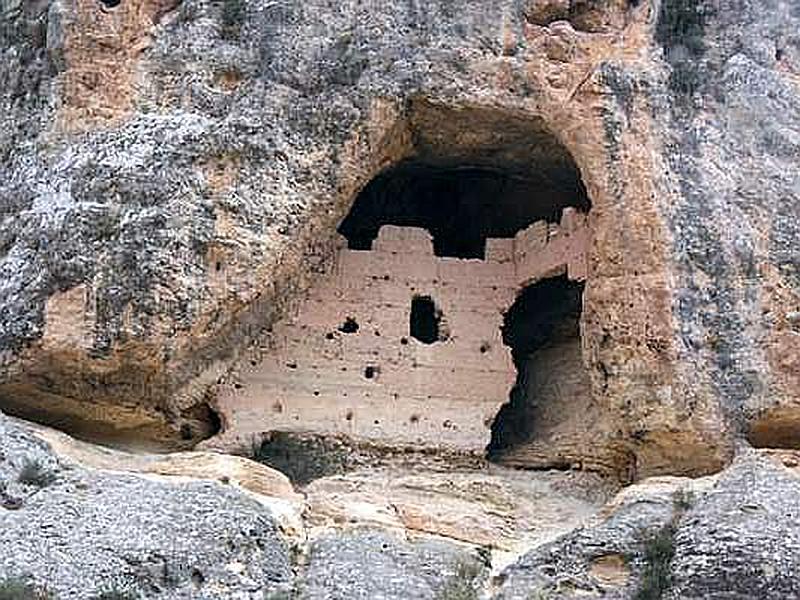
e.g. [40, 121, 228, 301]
[2, 1, 800, 597]
[297, 529, 487, 600]
[0, 412, 294, 599]
[303, 465, 610, 553]
[495, 451, 800, 600]
[3, 0, 797, 479]
[4, 412, 800, 599]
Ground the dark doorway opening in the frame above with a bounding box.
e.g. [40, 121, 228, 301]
[410, 295, 442, 344]
[338, 162, 589, 259]
[487, 276, 585, 458]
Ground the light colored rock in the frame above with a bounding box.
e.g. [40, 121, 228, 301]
[29, 419, 300, 500]
[297, 528, 487, 600]
[213, 212, 589, 456]
[304, 465, 610, 554]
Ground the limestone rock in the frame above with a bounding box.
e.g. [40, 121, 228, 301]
[296, 528, 487, 600]
[0, 411, 294, 599]
[304, 466, 609, 553]
[494, 451, 800, 599]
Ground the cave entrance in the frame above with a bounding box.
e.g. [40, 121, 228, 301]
[213, 101, 593, 464]
[338, 162, 590, 258]
[487, 276, 585, 459]
[329, 102, 594, 457]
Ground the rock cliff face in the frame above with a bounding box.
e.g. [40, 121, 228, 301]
[2, 0, 797, 478]
[1, 0, 799, 596]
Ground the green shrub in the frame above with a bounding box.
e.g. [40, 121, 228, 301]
[90, 586, 139, 600]
[434, 560, 481, 600]
[263, 589, 293, 600]
[221, 0, 245, 40]
[634, 524, 677, 600]
[17, 458, 56, 488]
[655, 0, 712, 97]
[0, 577, 53, 600]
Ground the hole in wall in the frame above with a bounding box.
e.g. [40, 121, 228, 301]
[180, 401, 223, 441]
[338, 317, 359, 334]
[487, 276, 585, 459]
[99, 0, 121, 8]
[410, 295, 443, 344]
[180, 424, 193, 440]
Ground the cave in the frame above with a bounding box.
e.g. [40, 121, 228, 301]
[214, 102, 595, 461]
[487, 276, 585, 458]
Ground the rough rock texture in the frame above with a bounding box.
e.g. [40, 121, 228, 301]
[6, 412, 800, 599]
[0, 411, 294, 599]
[3, 1, 800, 598]
[297, 528, 487, 600]
[495, 450, 800, 600]
[303, 465, 609, 553]
[3, 0, 798, 478]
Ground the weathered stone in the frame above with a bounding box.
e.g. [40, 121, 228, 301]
[1, 8, 800, 600]
[5, 0, 783, 479]
[303, 465, 609, 552]
[494, 451, 800, 600]
[297, 528, 487, 600]
[0, 411, 294, 599]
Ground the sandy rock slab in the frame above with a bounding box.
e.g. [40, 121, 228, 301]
[304, 465, 612, 554]
[0, 412, 296, 599]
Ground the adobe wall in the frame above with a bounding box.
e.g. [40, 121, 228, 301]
[213, 208, 589, 454]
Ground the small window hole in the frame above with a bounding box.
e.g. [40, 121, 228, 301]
[338, 317, 359, 334]
[410, 295, 443, 344]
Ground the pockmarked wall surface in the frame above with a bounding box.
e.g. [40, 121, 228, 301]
[215, 208, 588, 453]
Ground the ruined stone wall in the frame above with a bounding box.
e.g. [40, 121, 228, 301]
[214, 209, 589, 454]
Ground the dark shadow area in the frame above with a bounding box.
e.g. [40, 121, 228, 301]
[410, 295, 441, 344]
[179, 401, 223, 442]
[256, 432, 358, 485]
[0, 388, 222, 453]
[338, 162, 590, 258]
[487, 276, 584, 457]
[338, 317, 359, 333]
